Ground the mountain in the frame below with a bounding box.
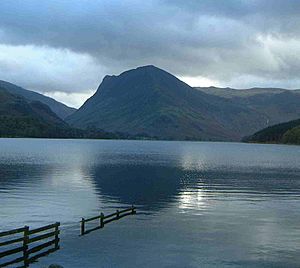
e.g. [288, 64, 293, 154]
[194, 86, 300, 98]
[244, 118, 300, 145]
[67, 65, 276, 141]
[196, 86, 300, 128]
[0, 87, 74, 137]
[3, 66, 300, 141]
[0, 80, 76, 119]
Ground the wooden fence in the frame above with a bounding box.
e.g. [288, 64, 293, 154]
[80, 206, 136, 235]
[0, 222, 60, 267]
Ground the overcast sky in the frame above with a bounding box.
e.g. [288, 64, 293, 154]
[1, 0, 300, 107]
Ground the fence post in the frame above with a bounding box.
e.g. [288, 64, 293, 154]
[116, 210, 120, 219]
[54, 222, 60, 250]
[100, 213, 104, 228]
[132, 205, 136, 214]
[81, 218, 85, 236]
[23, 226, 29, 267]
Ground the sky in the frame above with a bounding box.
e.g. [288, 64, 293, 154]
[1, 0, 300, 108]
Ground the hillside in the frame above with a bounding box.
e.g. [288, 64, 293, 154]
[0, 87, 155, 139]
[195, 86, 300, 98]
[0, 80, 76, 119]
[67, 65, 271, 141]
[283, 126, 300, 144]
[244, 118, 300, 145]
[0, 87, 73, 138]
[196, 87, 300, 127]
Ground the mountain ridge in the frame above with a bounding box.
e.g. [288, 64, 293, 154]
[0, 80, 76, 119]
[2, 65, 300, 141]
[67, 65, 278, 141]
[0, 87, 72, 137]
[195, 86, 300, 99]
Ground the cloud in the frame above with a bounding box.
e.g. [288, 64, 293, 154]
[44, 91, 94, 109]
[0, 44, 104, 106]
[0, 0, 300, 106]
[179, 76, 220, 88]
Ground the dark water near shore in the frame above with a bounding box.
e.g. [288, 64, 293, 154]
[0, 139, 300, 267]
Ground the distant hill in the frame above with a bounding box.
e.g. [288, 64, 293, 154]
[67, 65, 274, 141]
[196, 86, 300, 127]
[0, 87, 74, 137]
[0, 80, 76, 119]
[195, 86, 300, 98]
[244, 118, 300, 145]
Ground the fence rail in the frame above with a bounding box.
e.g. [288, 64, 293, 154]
[0, 227, 27, 238]
[0, 222, 60, 267]
[80, 206, 136, 235]
[0, 205, 137, 266]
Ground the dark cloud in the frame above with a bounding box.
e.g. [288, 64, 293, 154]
[0, 0, 300, 106]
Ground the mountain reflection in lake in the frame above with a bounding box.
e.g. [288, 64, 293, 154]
[0, 139, 300, 267]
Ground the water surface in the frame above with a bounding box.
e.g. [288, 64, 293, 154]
[0, 139, 300, 267]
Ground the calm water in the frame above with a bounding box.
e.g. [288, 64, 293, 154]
[0, 139, 300, 267]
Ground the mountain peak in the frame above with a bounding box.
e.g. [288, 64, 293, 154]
[100, 65, 165, 85]
[67, 66, 300, 141]
[135, 65, 160, 71]
[93, 65, 184, 98]
[119, 65, 165, 76]
[128, 65, 160, 71]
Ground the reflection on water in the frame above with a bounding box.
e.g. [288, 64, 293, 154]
[0, 139, 300, 267]
[91, 165, 185, 210]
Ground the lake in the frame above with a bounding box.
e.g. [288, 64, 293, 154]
[0, 139, 300, 267]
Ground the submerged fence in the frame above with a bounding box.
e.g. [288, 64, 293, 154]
[0, 206, 137, 266]
[0, 222, 60, 267]
[80, 206, 136, 235]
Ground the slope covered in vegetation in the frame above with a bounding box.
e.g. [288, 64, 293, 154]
[244, 119, 300, 145]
